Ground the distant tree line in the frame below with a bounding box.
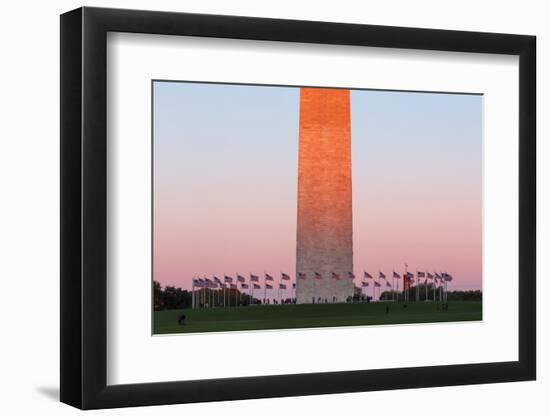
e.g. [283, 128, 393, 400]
[154, 281, 192, 311]
[379, 285, 482, 302]
[153, 281, 482, 311]
[445, 290, 482, 301]
[154, 281, 258, 310]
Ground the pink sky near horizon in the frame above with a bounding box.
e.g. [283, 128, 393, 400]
[153, 83, 482, 292]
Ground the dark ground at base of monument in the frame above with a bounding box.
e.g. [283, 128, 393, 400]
[153, 301, 482, 334]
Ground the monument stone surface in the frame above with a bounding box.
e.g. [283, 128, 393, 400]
[295, 88, 355, 304]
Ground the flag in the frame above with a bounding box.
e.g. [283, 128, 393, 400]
[279, 284, 287, 289]
[405, 272, 414, 279]
[224, 275, 233, 283]
[193, 278, 203, 287]
[213, 276, 221, 284]
[379, 271, 386, 279]
[250, 274, 259, 282]
[241, 283, 249, 289]
[230, 284, 237, 289]
[237, 274, 246, 283]
[266, 284, 273, 290]
[374, 281, 381, 287]
[332, 272, 340, 280]
[253, 283, 261, 289]
[292, 283, 296, 289]
[442, 273, 453, 281]
[361, 282, 369, 287]
[427, 272, 434, 279]
[298, 272, 306, 280]
[348, 272, 355, 279]
[434, 272, 441, 279]
[281, 273, 290, 280]
[265, 273, 274, 281]
[417, 271, 425, 278]
[315, 272, 322, 280]
[393, 271, 400, 279]
[364, 271, 373, 279]
[386, 281, 392, 287]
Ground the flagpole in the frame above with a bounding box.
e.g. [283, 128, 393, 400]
[278, 273, 281, 305]
[415, 270, 418, 302]
[404, 263, 408, 303]
[395, 278, 399, 302]
[425, 275, 429, 302]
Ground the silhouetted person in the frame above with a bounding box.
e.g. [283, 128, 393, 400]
[386, 305, 390, 314]
[178, 313, 186, 325]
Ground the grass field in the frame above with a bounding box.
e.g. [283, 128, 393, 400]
[153, 301, 482, 334]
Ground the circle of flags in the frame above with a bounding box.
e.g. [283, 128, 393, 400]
[191, 269, 454, 308]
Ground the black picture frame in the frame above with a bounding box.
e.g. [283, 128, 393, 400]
[60, 6, 536, 410]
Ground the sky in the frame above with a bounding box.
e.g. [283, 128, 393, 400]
[153, 81, 482, 293]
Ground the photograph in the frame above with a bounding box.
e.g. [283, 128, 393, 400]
[152, 81, 483, 334]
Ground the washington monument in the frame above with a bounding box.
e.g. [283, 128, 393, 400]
[295, 88, 355, 304]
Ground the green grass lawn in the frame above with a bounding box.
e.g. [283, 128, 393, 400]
[153, 301, 482, 334]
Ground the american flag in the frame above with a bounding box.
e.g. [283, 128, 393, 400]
[265, 273, 274, 281]
[193, 278, 203, 287]
[361, 282, 369, 287]
[348, 272, 355, 279]
[241, 283, 249, 289]
[332, 272, 340, 280]
[379, 271, 386, 279]
[364, 271, 373, 279]
[279, 284, 287, 289]
[374, 281, 381, 287]
[253, 283, 261, 289]
[213, 276, 221, 284]
[230, 284, 237, 289]
[427, 272, 434, 279]
[250, 274, 259, 282]
[393, 271, 401, 279]
[315, 272, 322, 280]
[237, 274, 246, 283]
[281, 273, 291, 280]
[298, 272, 306, 279]
[224, 275, 233, 283]
[386, 281, 392, 287]
[417, 271, 425, 278]
[266, 284, 273, 290]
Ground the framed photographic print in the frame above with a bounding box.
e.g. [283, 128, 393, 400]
[60, 6, 536, 410]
